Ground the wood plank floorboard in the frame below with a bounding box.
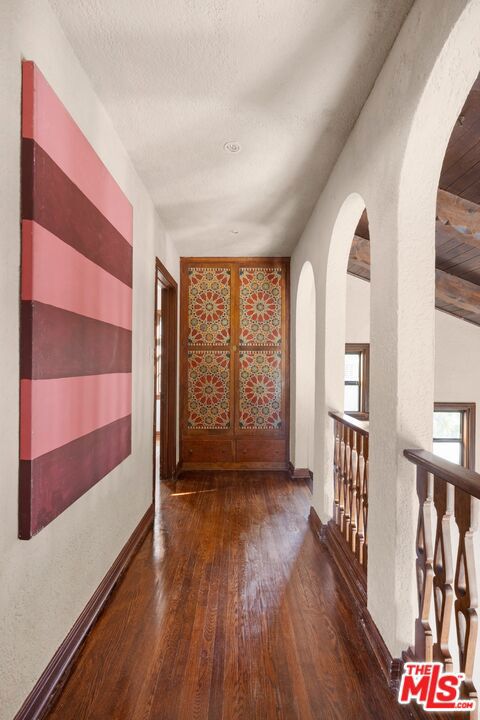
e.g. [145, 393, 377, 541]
[45, 472, 412, 720]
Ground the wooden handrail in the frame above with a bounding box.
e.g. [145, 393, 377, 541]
[404, 448, 480, 500]
[328, 411, 369, 437]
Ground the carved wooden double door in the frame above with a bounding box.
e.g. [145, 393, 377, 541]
[180, 258, 290, 470]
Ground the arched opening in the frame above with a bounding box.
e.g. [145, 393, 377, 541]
[433, 74, 480, 472]
[294, 261, 316, 475]
[390, 6, 480, 689]
[419, 69, 480, 691]
[345, 209, 370, 420]
[324, 204, 371, 579]
[313, 192, 366, 518]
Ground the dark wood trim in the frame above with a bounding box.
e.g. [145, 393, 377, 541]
[404, 448, 480, 499]
[348, 234, 370, 274]
[155, 256, 177, 289]
[348, 232, 480, 328]
[346, 411, 369, 421]
[288, 462, 313, 492]
[435, 268, 480, 316]
[320, 514, 367, 608]
[153, 258, 178, 493]
[180, 461, 287, 471]
[328, 410, 370, 437]
[308, 505, 326, 545]
[14, 505, 153, 720]
[437, 189, 480, 240]
[308, 507, 404, 693]
[434, 401, 476, 470]
[288, 461, 312, 479]
[345, 342, 370, 416]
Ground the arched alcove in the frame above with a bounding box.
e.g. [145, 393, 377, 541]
[294, 261, 316, 472]
[311, 192, 366, 515]
[404, 63, 480, 692]
[364, 1, 480, 662]
[345, 209, 371, 418]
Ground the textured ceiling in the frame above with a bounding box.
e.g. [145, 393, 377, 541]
[49, 0, 414, 257]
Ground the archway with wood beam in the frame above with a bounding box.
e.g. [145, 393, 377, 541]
[348, 76, 480, 328]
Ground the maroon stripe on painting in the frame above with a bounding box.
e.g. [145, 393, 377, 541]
[19, 415, 131, 539]
[22, 138, 132, 287]
[20, 301, 132, 379]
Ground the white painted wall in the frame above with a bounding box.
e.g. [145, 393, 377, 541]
[346, 273, 480, 472]
[345, 275, 371, 345]
[293, 261, 316, 470]
[48, 0, 414, 258]
[0, 1, 178, 717]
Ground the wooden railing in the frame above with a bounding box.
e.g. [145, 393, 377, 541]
[329, 412, 369, 575]
[404, 449, 480, 716]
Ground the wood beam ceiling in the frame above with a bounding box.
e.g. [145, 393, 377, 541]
[349, 75, 480, 326]
[348, 232, 480, 325]
[437, 189, 480, 243]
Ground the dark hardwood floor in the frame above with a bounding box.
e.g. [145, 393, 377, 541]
[46, 472, 411, 720]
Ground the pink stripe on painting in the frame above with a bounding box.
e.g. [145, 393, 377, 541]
[22, 62, 132, 245]
[22, 221, 132, 330]
[20, 374, 132, 460]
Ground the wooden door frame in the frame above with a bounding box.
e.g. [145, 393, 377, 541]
[153, 258, 178, 494]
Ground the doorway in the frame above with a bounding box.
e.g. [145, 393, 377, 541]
[153, 259, 178, 500]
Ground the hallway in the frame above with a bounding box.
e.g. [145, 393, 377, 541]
[46, 474, 411, 720]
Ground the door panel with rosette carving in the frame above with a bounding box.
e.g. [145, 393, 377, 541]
[180, 258, 289, 470]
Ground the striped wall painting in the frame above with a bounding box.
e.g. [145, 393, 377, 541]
[19, 61, 133, 539]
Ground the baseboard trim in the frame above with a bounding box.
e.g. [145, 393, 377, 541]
[308, 507, 403, 692]
[14, 504, 154, 720]
[177, 462, 289, 473]
[288, 462, 313, 492]
[325, 518, 367, 608]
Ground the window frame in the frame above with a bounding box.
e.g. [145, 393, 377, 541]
[344, 343, 370, 420]
[433, 402, 476, 470]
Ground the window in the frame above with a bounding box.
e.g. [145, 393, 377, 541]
[433, 403, 476, 469]
[344, 343, 369, 419]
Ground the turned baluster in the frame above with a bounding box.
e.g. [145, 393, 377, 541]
[329, 412, 369, 575]
[362, 438, 369, 569]
[338, 425, 346, 531]
[350, 430, 359, 554]
[415, 467, 435, 662]
[356, 433, 366, 565]
[333, 421, 341, 523]
[343, 427, 352, 539]
[432, 478, 454, 670]
[454, 489, 478, 715]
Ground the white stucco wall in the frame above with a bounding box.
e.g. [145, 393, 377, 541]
[0, 1, 179, 717]
[293, 261, 316, 470]
[346, 273, 480, 472]
[290, 0, 480, 656]
[345, 275, 371, 344]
